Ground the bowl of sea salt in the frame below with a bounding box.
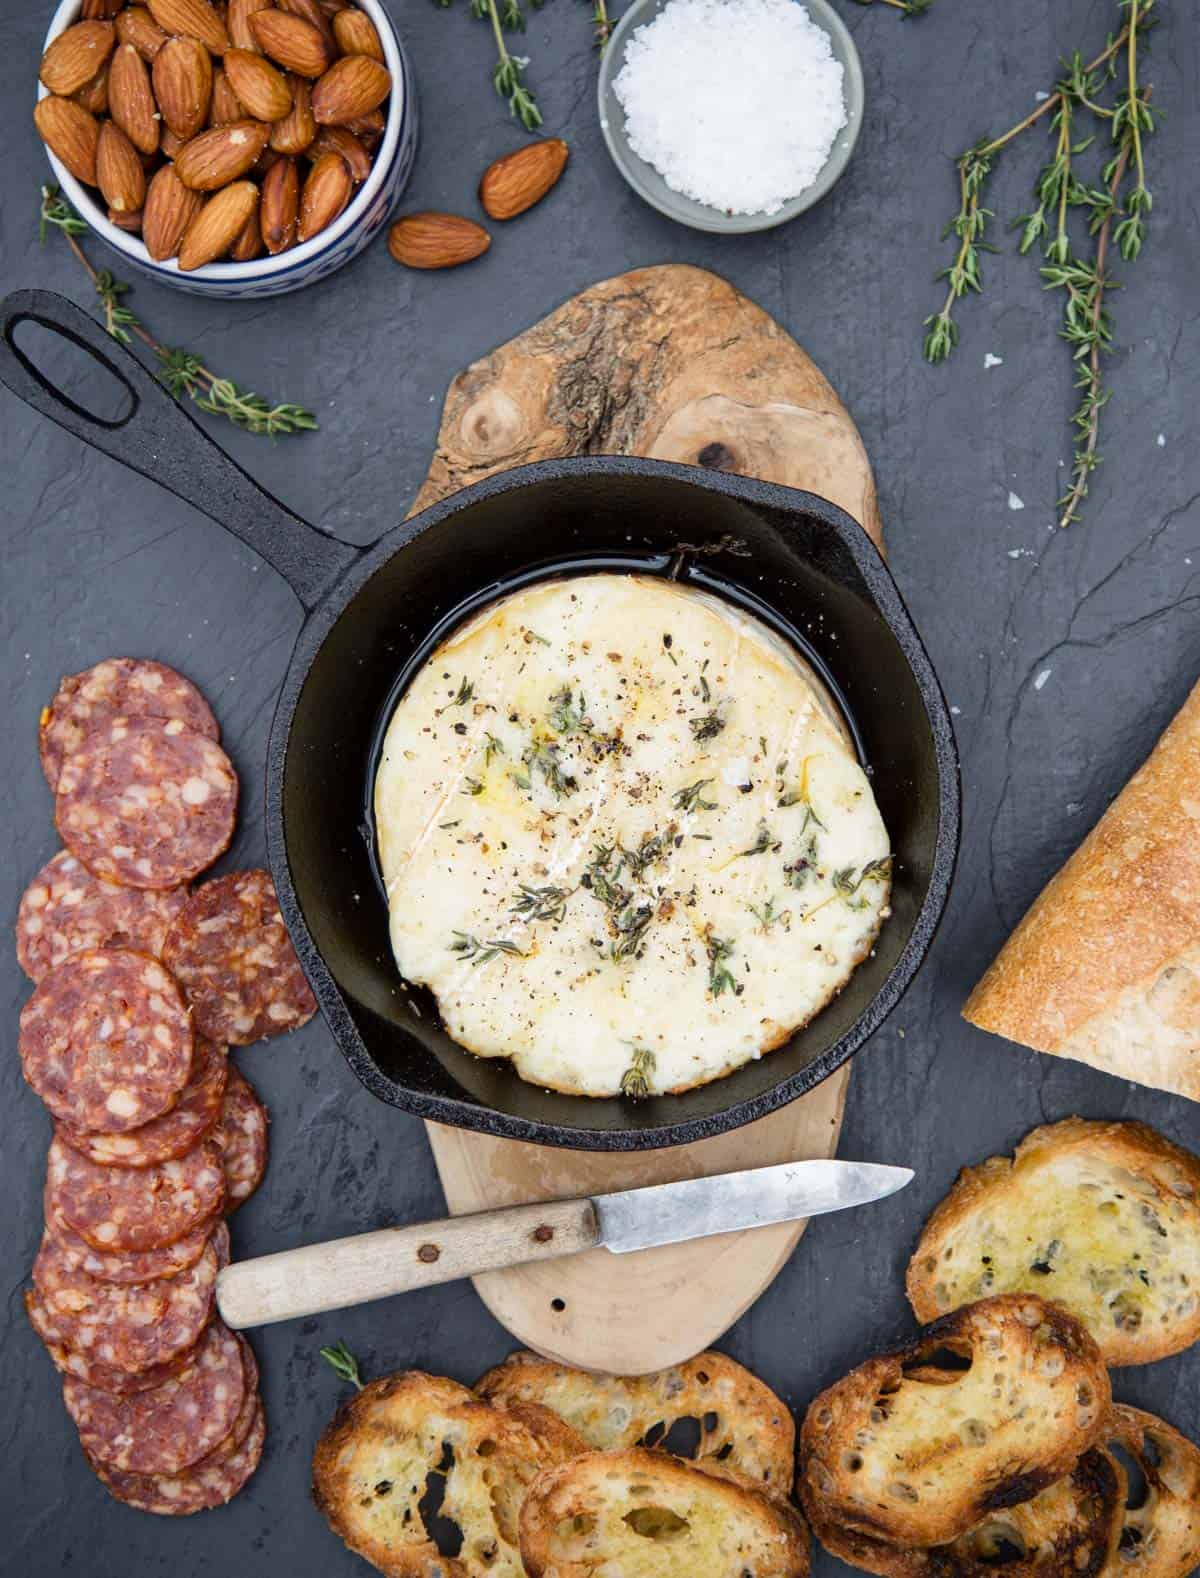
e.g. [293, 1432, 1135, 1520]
[598, 0, 863, 232]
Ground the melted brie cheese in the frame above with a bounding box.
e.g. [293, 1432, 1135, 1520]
[374, 575, 890, 1096]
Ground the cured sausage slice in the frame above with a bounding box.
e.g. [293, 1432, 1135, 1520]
[25, 1288, 194, 1396]
[32, 1230, 218, 1374]
[46, 1132, 226, 1253]
[45, 1207, 216, 1287]
[56, 717, 238, 891]
[19, 949, 194, 1134]
[214, 1066, 269, 1212]
[39, 658, 218, 793]
[63, 1320, 246, 1475]
[16, 851, 188, 983]
[193, 1338, 259, 1469]
[163, 869, 317, 1044]
[92, 1400, 264, 1516]
[58, 1038, 228, 1170]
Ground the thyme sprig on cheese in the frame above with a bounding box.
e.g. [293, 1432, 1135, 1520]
[833, 856, 893, 909]
[674, 779, 718, 813]
[450, 931, 526, 965]
[736, 822, 781, 859]
[690, 709, 726, 744]
[510, 884, 574, 923]
[620, 1046, 656, 1099]
[704, 929, 741, 997]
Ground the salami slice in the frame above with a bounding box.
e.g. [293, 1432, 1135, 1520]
[25, 1288, 195, 1396]
[163, 869, 317, 1044]
[196, 1338, 259, 1468]
[214, 1066, 269, 1212]
[56, 717, 238, 891]
[19, 949, 195, 1134]
[32, 1230, 218, 1374]
[92, 1400, 264, 1516]
[16, 851, 189, 984]
[63, 1319, 246, 1475]
[46, 1206, 214, 1287]
[58, 1038, 228, 1170]
[39, 658, 218, 793]
[46, 1132, 225, 1253]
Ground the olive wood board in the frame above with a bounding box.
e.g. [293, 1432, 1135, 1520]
[414, 264, 883, 1375]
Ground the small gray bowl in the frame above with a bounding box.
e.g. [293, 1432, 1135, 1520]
[598, 0, 863, 234]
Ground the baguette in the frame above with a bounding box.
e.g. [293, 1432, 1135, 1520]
[806, 1448, 1123, 1578]
[311, 1371, 586, 1577]
[906, 1118, 1200, 1365]
[796, 1295, 1111, 1549]
[475, 1349, 794, 1501]
[1101, 1406, 1200, 1578]
[963, 677, 1200, 1102]
[518, 1447, 810, 1577]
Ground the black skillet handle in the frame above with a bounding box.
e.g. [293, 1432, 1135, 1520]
[0, 289, 360, 612]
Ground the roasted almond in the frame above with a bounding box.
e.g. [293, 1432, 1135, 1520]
[269, 72, 315, 152]
[160, 125, 186, 159]
[331, 8, 383, 61]
[108, 204, 144, 232]
[109, 42, 160, 154]
[142, 161, 204, 257]
[209, 67, 245, 123]
[228, 0, 273, 51]
[175, 118, 270, 188]
[223, 47, 293, 119]
[311, 55, 389, 125]
[96, 120, 147, 214]
[298, 149, 353, 240]
[34, 96, 101, 186]
[387, 211, 491, 270]
[250, 10, 333, 76]
[230, 207, 264, 259]
[178, 179, 259, 268]
[153, 35, 214, 140]
[277, 0, 336, 43]
[339, 105, 383, 145]
[308, 124, 369, 181]
[116, 6, 170, 61]
[82, 0, 124, 16]
[260, 152, 299, 252]
[479, 137, 568, 221]
[318, 0, 351, 13]
[146, 0, 232, 55]
[72, 60, 111, 116]
[40, 21, 115, 97]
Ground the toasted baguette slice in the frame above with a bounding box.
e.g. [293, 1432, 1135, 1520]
[796, 1294, 1111, 1549]
[519, 1447, 809, 1577]
[906, 1118, 1200, 1366]
[1102, 1406, 1200, 1578]
[475, 1350, 795, 1500]
[807, 1449, 1123, 1578]
[311, 1370, 586, 1577]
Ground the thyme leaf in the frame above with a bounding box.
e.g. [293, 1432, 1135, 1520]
[690, 709, 726, 744]
[704, 929, 741, 998]
[619, 1046, 655, 1100]
[462, 777, 484, 796]
[320, 1340, 365, 1390]
[849, 0, 933, 13]
[484, 732, 505, 764]
[547, 687, 590, 736]
[523, 739, 577, 798]
[453, 677, 475, 707]
[736, 822, 780, 859]
[673, 779, 717, 813]
[832, 856, 893, 909]
[450, 931, 525, 964]
[510, 883, 573, 922]
[748, 896, 788, 932]
[783, 834, 821, 891]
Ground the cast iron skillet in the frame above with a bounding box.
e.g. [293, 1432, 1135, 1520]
[0, 289, 960, 1151]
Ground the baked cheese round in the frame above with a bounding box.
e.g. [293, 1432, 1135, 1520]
[374, 575, 891, 1096]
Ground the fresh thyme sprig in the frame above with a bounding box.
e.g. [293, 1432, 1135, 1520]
[320, 1340, 365, 1390]
[440, 0, 543, 128]
[849, 0, 933, 16]
[589, 0, 614, 47]
[38, 185, 317, 439]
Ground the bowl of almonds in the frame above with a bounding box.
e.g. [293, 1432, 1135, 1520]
[35, 0, 417, 297]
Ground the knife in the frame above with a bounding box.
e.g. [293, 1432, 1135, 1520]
[215, 1158, 912, 1330]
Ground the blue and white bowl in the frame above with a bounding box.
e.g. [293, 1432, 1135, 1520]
[37, 0, 418, 298]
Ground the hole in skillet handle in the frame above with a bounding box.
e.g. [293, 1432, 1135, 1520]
[6, 309, 138, 432]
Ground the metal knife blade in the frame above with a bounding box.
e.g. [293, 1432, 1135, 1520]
[592, 1159, 913, 1255]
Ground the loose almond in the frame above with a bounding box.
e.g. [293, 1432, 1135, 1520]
[224, 47, 293, 120]
[331, 8, 384, 61]
[72, 61, 111, 116]
[175, 119, 270, 188]
[387, 212, 491, 270]
[311, 55, 389, 125]
[209, 67, 245, 124]
[96, 120, 147, 214]
[250, 10, 333, 76]
[260, 152, 299, 252]
[479, 137, 568, 221]
[230, 207, 265, 260]
[146, 0, 232, 55]
[116, 7, 169, 61]
[109, 43, 160, 154]
[142, 161, 204, 257]
[228, 0, 272, 51]
[34, 96, 101, 186]
[40, 21, 115, 97]
[153, 36, 214, 140]
[308, 124, 370, 181]
[178, 179, 259, 268]
[298, 149, 353, 240]
[269, 72, 315, 152]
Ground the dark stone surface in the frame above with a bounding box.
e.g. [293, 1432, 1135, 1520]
[2, 0, 1197, 1572]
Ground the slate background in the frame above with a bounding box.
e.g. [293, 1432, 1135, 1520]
[2, 0, 1198, 1572]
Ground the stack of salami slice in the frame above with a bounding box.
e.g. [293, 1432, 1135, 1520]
[16, 658, 317, 1517]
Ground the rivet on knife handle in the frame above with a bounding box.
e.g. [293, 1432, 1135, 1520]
[215, 1197, 600, 1330]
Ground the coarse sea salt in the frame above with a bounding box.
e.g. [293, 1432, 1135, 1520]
[613, 0, 846, 216]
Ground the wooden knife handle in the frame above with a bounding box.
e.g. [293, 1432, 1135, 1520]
[215, 1196, 600, 1329]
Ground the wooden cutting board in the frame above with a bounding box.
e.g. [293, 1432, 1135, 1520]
[409, 265, 883, 1375]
